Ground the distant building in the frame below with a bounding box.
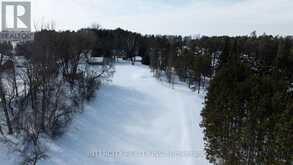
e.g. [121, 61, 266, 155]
[87, 57, 104, 65]
[135, 56, 142, 62]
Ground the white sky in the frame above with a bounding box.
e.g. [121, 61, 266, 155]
[5, 0, 293, 36]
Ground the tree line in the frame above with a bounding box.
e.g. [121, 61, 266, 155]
[118, 31, 293, 164]
[139, 33, 293, 164]
[201, 35, 293, 164]
[0, 28, 114, 164]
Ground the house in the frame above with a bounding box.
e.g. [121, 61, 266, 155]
[135, 56, 142, 62]
[87, 56, 104, 65]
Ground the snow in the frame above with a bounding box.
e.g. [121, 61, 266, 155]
[0, 145, 15, 165]
[1, 62, 210, 165]
[0, 136, 19, 165]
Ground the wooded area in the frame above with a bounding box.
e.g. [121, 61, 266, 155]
[0, 27, 292, 164]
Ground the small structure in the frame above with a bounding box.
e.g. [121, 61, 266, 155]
[135, 56, 142, 62]
[87, 56, 104, 65]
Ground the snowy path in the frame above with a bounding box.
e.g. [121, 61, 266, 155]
[39, 63, 210, 165]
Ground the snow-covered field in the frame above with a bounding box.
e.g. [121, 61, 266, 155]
[1, 62, 210, 165]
